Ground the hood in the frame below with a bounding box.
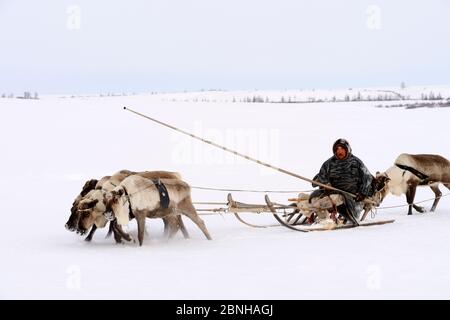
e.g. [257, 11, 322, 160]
[332, 138, 352, 158]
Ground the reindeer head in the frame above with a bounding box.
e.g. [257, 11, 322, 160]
[76, 190, 106, 234]
[76, 198, 99, 235]
[65, 197, 81, 232]
[80, 179, 98, 196]
[374, 172, 391, 203]
[103, 188, 124, 212]
[65, 179, 98, 232]
[103, 187, 132, 226]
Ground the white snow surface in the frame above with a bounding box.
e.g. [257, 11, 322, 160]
[1, 87, 450, 299]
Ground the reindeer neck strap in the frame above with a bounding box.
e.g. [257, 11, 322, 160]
[152, 179, 170, 209]
[395, 163, 429, 181]
[122, 186, 135, 219]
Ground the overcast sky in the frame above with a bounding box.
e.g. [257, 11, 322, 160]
[1, 0, 449, 94]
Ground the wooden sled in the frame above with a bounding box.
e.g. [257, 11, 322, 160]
[199, 192, 393, 232]
[265, 195, 394, 232]
[227, 193, 298, 228]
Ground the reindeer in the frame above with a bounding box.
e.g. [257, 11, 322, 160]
[77, 188, 189, 243]
[359, 174, 391, 221]
[101, 175, 212, 246]
[66, 178, 100, 235]
[66, 170, 186, 242]
[377, 154, 450, 215]
[66, 176, 129, 242]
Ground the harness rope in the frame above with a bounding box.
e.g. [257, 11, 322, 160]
[121, 185, 134, 218]
[191, 185, 313, 193]
[376, 192, 450, 210]
[104, 175, 449, 216]
[194, 193, 450, 216]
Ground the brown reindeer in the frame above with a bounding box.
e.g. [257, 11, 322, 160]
[65, 176, 124, 242]
[359, 174, 391, 221]
[67, 170, 187, 242]
[66, 178, 99, 233]
[77, 188, 189, 243]
[377, 154, 450, 215]
[100, 175, 212, 246]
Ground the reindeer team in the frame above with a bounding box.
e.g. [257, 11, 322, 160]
[66, 169, 212, 246]
[66, 153, 449, 245]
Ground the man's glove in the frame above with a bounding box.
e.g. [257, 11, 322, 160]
[355, 193, 366, 202]
[321, 184, 333, 196]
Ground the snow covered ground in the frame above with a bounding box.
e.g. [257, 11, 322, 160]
[1, 87, 450, 299]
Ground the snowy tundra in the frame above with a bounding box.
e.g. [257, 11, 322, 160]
[0, 86, 450, 299]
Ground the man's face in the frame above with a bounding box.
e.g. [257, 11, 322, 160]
[335, 146, 347, 160]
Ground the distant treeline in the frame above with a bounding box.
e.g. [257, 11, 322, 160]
[1, 92, 39, 99]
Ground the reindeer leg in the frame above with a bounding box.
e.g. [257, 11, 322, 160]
[427, 183, 450, 212]
[166, 215, 190, 239]
[136, 214, 146, 246]
[406, 184, 419, 215]
[360, 207, 370, 222]
[84, 225, 97, 242]
[179, 199, 212, 240]
[112, 226, 122, 244]
[164, 215, 190, 240]
[178, 216, 190, 239]
[111, 221, 123, 244]
[113, 221, 132, 242]
[106, 221, 114, 238]
[162, 218, 170, 238]
[429, 184, 442, 212]
[167, 217, 179, 239]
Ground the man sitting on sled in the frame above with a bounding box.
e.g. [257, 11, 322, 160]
[308, 138, 373, 224]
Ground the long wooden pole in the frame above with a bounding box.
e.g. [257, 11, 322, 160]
[123, 107, 358, 199]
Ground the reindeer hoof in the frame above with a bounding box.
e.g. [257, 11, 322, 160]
[414, 206, 426, 213]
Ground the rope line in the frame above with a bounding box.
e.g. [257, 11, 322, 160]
[191, 185, 312, 193]
[376, 193, 450, 210]
[193, 193, 450, 216]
